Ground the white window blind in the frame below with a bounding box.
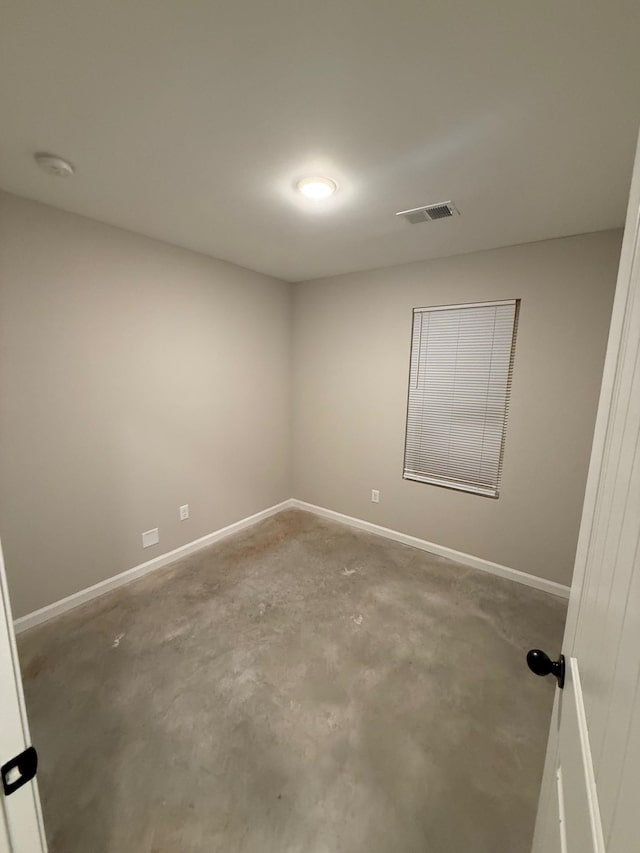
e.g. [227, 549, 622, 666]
[404, 299, 519, 498]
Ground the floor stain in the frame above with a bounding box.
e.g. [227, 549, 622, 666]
[22, 653, 47, 679]
[17, 509, 567, 853]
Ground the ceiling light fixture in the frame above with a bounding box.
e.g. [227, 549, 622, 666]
[296, 176, 337, 199]
[34, 152, 75, 177]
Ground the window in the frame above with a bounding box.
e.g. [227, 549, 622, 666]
[403, 299, 519, 498]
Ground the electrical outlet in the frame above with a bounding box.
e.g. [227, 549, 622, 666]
[179, 504, 189, 521]
[142, 528, 159, 548]
[371, 489, 380, 503]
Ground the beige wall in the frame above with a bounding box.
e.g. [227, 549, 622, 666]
[0, 192, 622, 616]
[292, 231, 621, 587]
[0, 192, 292, 617]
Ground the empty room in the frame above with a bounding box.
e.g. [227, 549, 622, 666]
[2, 3, 640, 852]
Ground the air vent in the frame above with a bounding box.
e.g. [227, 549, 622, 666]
[396, 201, 458, 224]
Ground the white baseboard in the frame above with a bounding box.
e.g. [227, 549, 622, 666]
[14, 499, 295, 633]
[289, 499, 571, 599]
[14, 495, 569, 633]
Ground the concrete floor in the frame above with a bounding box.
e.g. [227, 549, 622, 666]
[18, 509, 566, 853]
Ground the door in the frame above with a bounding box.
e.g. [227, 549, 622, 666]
[0, 538, 47, 853]
[531, 133, 640, 852]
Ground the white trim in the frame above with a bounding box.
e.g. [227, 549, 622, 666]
[14, 500, 295, 633]
[563, 133, 640, 650]
[0, 538, 48, 849]
[569, 658, 606, 852]
[13, 494, 569, 633]
[290, 499, 570, 599]
[413, 298, 517, 313]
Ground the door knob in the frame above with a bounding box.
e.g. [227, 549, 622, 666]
[526, 649, 565, 689]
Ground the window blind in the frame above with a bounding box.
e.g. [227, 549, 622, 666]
[403, 299, 519, 498]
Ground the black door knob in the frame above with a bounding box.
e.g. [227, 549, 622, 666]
[526, 649, 565, 689]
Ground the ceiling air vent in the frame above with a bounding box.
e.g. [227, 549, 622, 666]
[396, 201, 458, 224]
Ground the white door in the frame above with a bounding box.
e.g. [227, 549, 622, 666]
[531, 133, 640, 852]
[0, 539, 47, 853]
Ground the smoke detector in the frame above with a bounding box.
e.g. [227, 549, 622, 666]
[396, 201, 458, 224]
[34, 153, 75, 178]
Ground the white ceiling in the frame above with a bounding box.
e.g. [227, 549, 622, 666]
[1, 1, 639, 282]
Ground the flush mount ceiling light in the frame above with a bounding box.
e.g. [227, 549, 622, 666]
[296, 176, 337, 199]
[34, 152, 75, 177]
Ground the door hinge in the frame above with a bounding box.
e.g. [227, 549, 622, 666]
[1, 746, 38, 796]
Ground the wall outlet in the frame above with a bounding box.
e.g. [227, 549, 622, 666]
[371, 489, 380, 503]
[142, 528, 159, 548]
[179, 504, 189, 521]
